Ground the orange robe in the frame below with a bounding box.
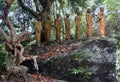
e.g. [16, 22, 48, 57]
[75, 15, 80, 39]
[55, 18, 61, 40]
[45, 19, 51, 41]
[86, 13, 92, 37]
[65, 18, 70, 40]
[35, 21, 42, 43]
[98, 12, 105, 36]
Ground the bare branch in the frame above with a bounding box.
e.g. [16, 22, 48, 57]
[33, 0, 40, 12]
[0, 15, 3, 19]
[20, 36, 35, 43]
[17, 31, 34, 39]
[5, 18, 16, 37]
[4, 0, 14, 18]
[17, 31, 34, 42]
[16, 43, 25, 63]
[0, 26, 13, 51]
[0, 26, 11, 43]
[18, 0, 39, 18]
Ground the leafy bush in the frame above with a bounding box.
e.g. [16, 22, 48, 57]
[116, 52, 120, 82]
[115, 34, 120, 81]
[69, 50, 93, 82]
[0, 0, 6, 7]
[0, 44, 7, 66]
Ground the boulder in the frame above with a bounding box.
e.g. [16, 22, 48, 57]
[37, 38, 117, 82]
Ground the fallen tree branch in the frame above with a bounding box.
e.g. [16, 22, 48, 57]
[0, 26, 11, 43]
[18, 0, 39, 18]
[17, 31, 34, 42]
[5, 18, 16, 37]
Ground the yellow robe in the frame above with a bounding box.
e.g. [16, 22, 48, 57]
[75, 15, 80, 39]
[45, 20, 51, 41]
[98, 12, 105, 36]
[65, 18, 70, 40]
[86, 13, 92, 37]
[35, 21, 42, 43]
[55, 18, 61, 40]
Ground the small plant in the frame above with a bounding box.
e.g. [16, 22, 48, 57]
[69, 49, 93, 82]
[115, 33, 120, 81]
[69, 67, 92, 82]
[116, 52, 120, 82]
[0, 44, 7, 66]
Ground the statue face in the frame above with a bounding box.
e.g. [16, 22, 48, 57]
[57, 14, 60, 18]
[66, 14, 69, 18]
[87, 8, 91, 13]
[37, 17, 41, 21]
[47, 15, 50, 20]
[100, 7, 104, 12]
[77, 10, 80, 15]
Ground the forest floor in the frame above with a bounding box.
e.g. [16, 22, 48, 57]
[0, 39, 85, 82]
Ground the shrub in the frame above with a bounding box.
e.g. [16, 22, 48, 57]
[0, 44, 7, 66]
[68, 50, 93, 82]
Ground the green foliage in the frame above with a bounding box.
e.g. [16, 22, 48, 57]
[116, 53, 120, 82]
[115, 33, 120, 81]
[74, 49, 91, 62]
[0, 0, 6, 7]
[103, 0, 120, 37]
[69, 50, 92, 82]
[104, 0, 120, 12]
[10, 0, 18, 11]
[51, 27, 56, 40]
[70, 68, 92, 75]
[58, 0, 66, 5]
[0, 44, 7, 66]
[103, 5, 120, 81]
[70, 0, 87, 8]
[94, 0, 104, 4]
[0, 0, 6, 13]
[115, 34, 120, 49]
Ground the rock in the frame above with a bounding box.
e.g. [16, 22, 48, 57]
[81, 38, 117, 82]
[53, 80, 68, 82]
[21, 59, 37, 74]
[36, 38, 117, 82]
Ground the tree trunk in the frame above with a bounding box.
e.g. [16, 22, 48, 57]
[41, 9, 51, 42]
[0, 18, 33, 66]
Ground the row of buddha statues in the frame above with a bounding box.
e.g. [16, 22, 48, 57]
[35, 7, 105, 43]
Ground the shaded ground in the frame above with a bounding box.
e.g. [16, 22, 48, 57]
[0, 73, 53, 82]
[26, 40, 81, 57]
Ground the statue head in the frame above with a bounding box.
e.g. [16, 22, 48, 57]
[37, 16, 41, 21]
[47, 15, 51, 20]
[76, 10, 80, 15]
[100, 7, 104, 12]
[57, 14, 60, 18]
[66, 13, 70, 18]
[87, 8, 91, 13]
